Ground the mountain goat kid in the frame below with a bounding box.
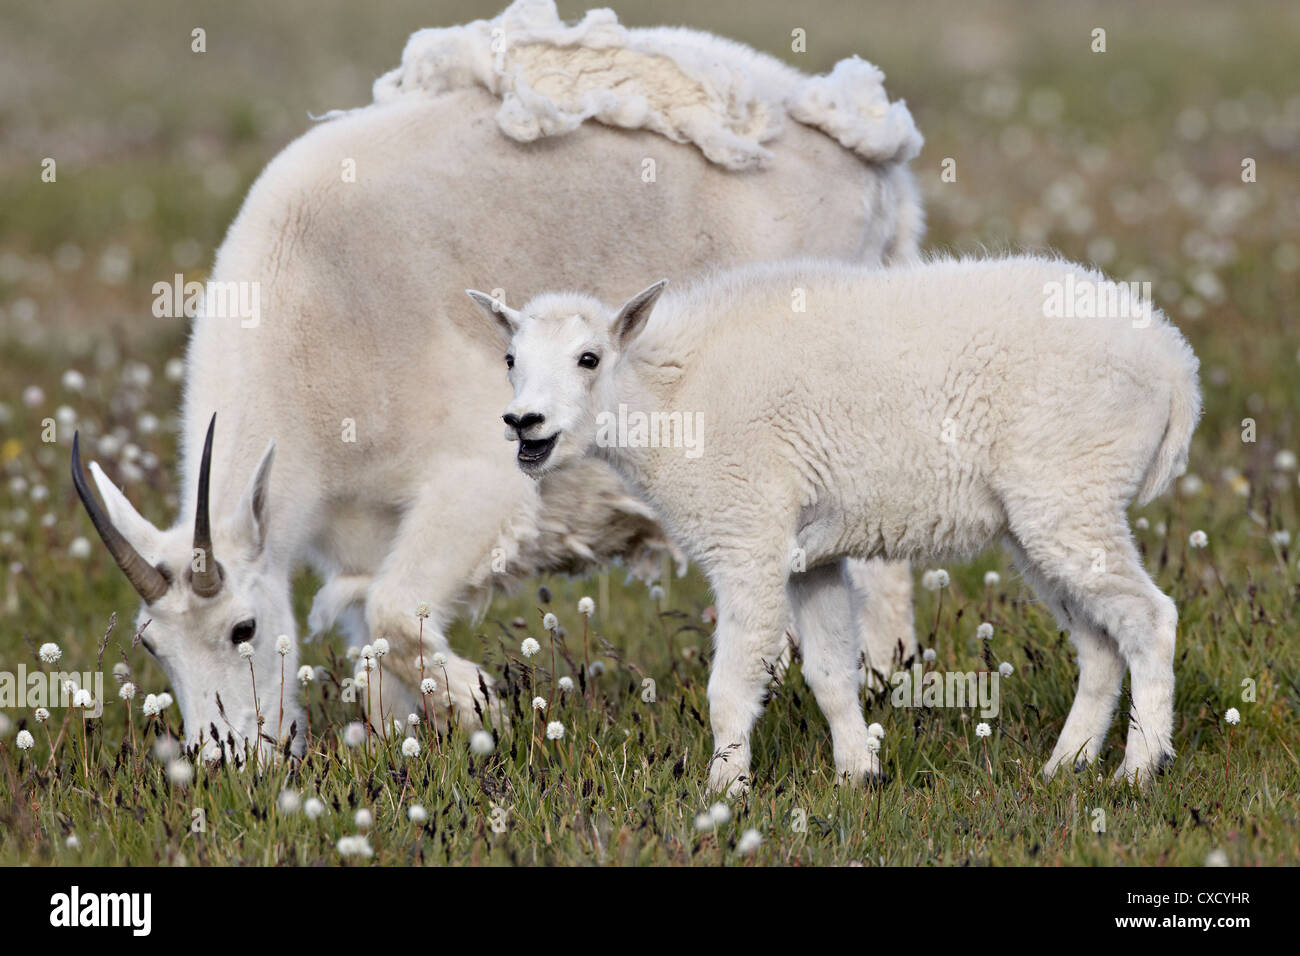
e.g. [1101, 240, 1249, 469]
[471, 255, 1201, 795]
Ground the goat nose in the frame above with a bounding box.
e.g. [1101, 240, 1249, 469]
[503, 412, 545, 431]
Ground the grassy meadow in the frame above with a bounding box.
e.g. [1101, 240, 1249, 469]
[0, 1, 1297, 866]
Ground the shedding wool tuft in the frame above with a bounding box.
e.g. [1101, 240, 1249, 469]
[363, 0, 922, 169]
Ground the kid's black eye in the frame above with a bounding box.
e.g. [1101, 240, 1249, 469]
[578, 352, 599, 369]
[505, 354, 514, 369]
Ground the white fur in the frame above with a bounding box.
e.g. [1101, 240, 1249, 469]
[82, 7, 924, 760]
[364, 0, 923, 170]
[489, 254, 1201, 794]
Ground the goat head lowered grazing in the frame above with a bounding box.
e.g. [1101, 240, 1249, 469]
[475, 254, 1201, 795]
[72, 414, 298, 761]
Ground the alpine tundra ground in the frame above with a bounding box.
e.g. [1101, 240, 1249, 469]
[1, 0, 1298, 865]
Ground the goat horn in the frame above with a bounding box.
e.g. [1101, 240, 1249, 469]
[190, 413, 223, 597]
[71, 432, 169, 604]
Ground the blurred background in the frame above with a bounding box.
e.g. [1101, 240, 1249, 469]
[1, 0, 1297, 660]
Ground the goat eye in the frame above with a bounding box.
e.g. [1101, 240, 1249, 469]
[505, 354, 514, 369]
[578, 352, 599, 369]
[230, 619, 256, 646]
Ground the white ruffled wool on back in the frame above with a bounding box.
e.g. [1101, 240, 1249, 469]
[369, 0, 923, 169]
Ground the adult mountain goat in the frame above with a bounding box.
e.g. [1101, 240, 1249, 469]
[71, 0, 924, 759]
[476, 255, 1202, 794]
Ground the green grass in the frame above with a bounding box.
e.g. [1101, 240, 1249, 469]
[1, 0, 1298, 865]
[1, 552, 1297, 866]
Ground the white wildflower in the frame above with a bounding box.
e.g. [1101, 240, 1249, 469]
[166, 759, 193, 786]
[119, 682, 137, 701]
[736, 829, 763, 855]
[401, 737, 420, 758]
[867, 722, 885, 739]
[354, 808, 373, 828]
[237, 641, 254, 659]
[297, 665, 314, 685]
[922, 648, 937, 663]
[469, 730, 495, 756]
[1224, 707, 1240, 725]
[578, 596, 595, 616]
[372, 638, 389, 657]
[38, 642, 61, 663]
[1189, 529, 1209, 548]
[558, 676, 574, 693]
[709, 802, 731, 825]
[975, 722, 992, 738]
[532, 696, 547, 711]
[275, 634, 291, 655]
[998, 662, 1015, 677]
[16, 730, 34, 750]
[277, 790, 301, 814]
[68, 537, 92, 559]
[343, 722, 366, 747]
[420, 678, 437, 695]
[408, 804, 428, 824]
[977, 622, 994, 641]
[983, 570, 1000, 587]
[337, 835, 373, 858]
[304, 797, 325, 820]
[542, 613, 558, 631]
[545, 720, 565, 740]
[521, 638, 541, 658]
[415, 601, 431, 619]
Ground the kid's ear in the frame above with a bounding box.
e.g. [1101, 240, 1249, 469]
[466, 289, 521, 342]
[613, 279, 668, 346]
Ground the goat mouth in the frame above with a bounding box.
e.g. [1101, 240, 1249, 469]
[517, 433, 559, 468]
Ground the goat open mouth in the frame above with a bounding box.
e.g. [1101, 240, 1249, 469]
[517, 433, 559, 467]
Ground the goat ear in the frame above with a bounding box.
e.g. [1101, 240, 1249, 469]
[466, 289, 521, 341]
[613, 279, 668, 346]
[233, 439, 275, 553]
[88, 461, 163, 553]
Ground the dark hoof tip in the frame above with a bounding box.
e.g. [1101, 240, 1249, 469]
[1155, 752, 1175, 775]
